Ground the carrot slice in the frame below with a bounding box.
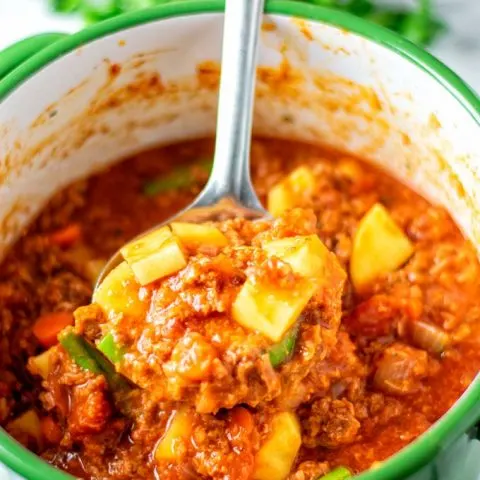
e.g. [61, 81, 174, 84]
[32, 312, 74, 347]
[49, 224, 81, 248]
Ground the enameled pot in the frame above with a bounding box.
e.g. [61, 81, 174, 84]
[0, 1, 479, 479]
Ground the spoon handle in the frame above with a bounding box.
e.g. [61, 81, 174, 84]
[200, 0, 265, 210]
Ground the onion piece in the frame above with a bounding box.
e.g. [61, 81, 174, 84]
[373, 344, 428, 395]
[409, 320, 450, 354]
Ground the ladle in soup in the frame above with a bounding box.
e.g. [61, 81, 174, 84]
[96, 0, 267, 288]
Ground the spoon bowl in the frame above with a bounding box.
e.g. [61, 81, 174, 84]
[95, 0, 267, 289]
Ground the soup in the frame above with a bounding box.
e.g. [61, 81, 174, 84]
[1, 138, 479, 480]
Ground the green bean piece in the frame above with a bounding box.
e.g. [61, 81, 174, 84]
[317, 466, 352, 480]
[269, 324, 300, 368]
[143, 158, 213, 196]
[98, 333, 126, 364]
[59, 330, 130, 392]
[59, 330, 103, 375]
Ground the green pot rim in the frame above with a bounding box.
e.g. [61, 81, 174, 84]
[0, 1, 479, 479]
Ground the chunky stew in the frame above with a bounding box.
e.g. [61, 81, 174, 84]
[0, 138, 479, 480]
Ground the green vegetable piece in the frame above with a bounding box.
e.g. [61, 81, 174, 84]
[98, 333, 125, 364]
[59, 330, 103, 374]
[59, 330, 130, 392]
[269, 324, 300, 368]
[143, 158, 213, 196]
[317, 466, 352, 480]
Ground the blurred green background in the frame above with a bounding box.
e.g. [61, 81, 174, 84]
[49, 0, 443, 46]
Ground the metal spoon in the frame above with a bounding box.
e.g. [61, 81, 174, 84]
[96, 0, 267, 288]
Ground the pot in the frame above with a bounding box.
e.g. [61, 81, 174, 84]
[0, 1, 479, 479]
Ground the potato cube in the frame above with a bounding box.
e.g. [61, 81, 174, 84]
[267, 183, 292, 219]
[263, 235, 330, 280]
[267, 166, 315, 217]
[28, 348, 54, 380]
[232, 278, 316, 342]
[351, 203, 414, 291]
[121, 226, 187, 285]
[121, 226, 172, 262]
[155, 409, 192, 462]
[6, 410, 42, 445]
[171, 222, 228, 249]
[93, 261, 148, 320]
[253, 412, 301, 480]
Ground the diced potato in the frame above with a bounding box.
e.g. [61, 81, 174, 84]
[232, 278, 316, 342]
[171, 222, 228, 249]
[350, 203, 414, 291]
[253, 412, 302, 480]
[121, 227, 187, 285]
[263, 235, 330, 280]
[121, 226, 172, 261]
[267, 183, 292, 218]
[155, 409, 192, 463]
[6, 410, 41, 445]
[267, 166, 315, 217]
[28, 348, 54, 380]
[93, 261, 148, 320]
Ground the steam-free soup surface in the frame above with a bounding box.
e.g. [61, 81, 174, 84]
[0, 138, 479, 480]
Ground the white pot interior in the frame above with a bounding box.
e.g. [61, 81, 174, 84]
[0, 12, 479, 260]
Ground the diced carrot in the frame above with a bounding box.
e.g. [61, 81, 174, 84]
[49, 224, 81, 248]
[229, 407, 254, 436]
[227, 407, 255, 448]
[32, 312, 74, 347]
[40, 416, 63, 445]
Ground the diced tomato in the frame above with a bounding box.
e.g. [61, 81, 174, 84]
[49, 224, 81, 248]
[32, 312, 74, 347]
[344, 294, 421, 338]
[40, 416, 63, 444]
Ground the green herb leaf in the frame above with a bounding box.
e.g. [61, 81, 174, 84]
[50, 0, 82, 13]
